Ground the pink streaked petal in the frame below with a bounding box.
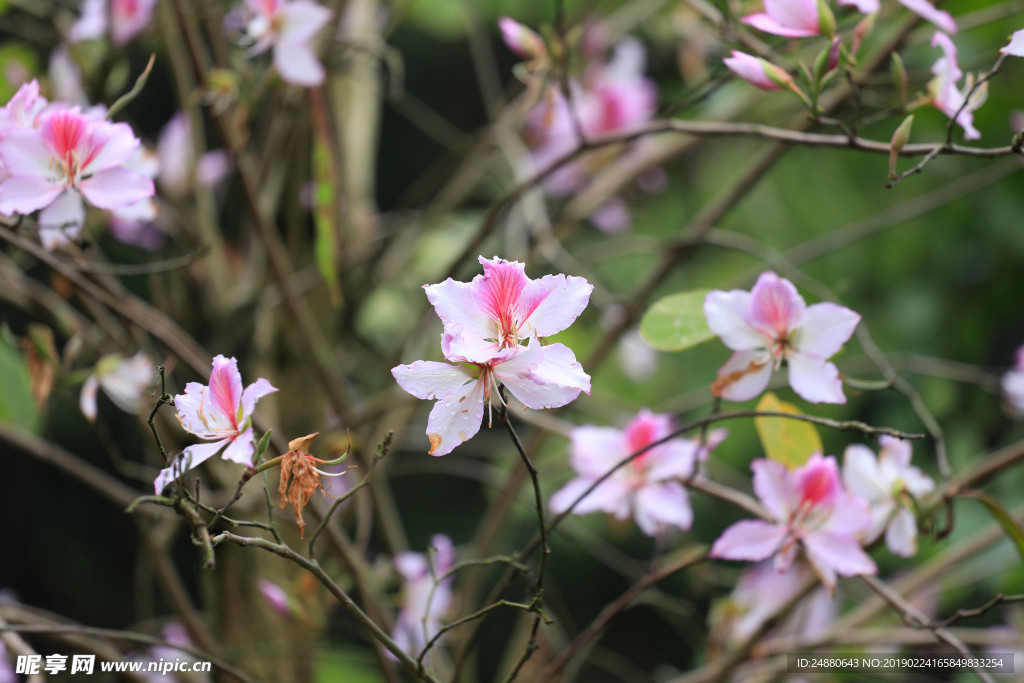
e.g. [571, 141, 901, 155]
[240, 377, 278, 422]
[802, 531, 877, 579]
[0, 128, 57, 179]
[634, 482, 693, 535]
[712, 349, 773, 402]
[273, 42, 325, 87]
[424, 279, 495, 351]
[748, 271, 805, 341]
[154, 439, 230, 493]
[279, 0, 332, 44]
[786, 353, 845, 404]
[704, 289, 762, 351]
[569, 425, 626, 475]
[0, 175, 63, 215]
[518, 273, 593, 338]
[423, 373, 486, 456]
[741, 13, 818, 38]
[752, 458, 797, 521]
[221, 426, 256, 466]
[1001, 29, 1024, 57]
[38, 191, 85, 250]
[208, 355, 244, 425]
[900, 0, 957, 34]
[794, 302, 859, 359]
[475, 255, 530, 328]
[79, 168, 154, 209]
[710, 520, 788, 561]
[80, 375, 100, 422]
[497, 341, 589, 409]
[549, 476, 631, 518]
[392, 360, 476, 400]
[885, 507, 919, 557]
[796, 453, 840, 507]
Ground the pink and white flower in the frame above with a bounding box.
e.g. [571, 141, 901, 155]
[741, 0, 821, 38]
[80, 351, 154, 422]
[69, 0, 158, 47]
[1002, 346, 1024, 414]
[154, 355, 277, 493]
[393, 336, 590, 456]
[0, 108, 154, 250]
[710, 454, 876, 593]
[424, 255, 593, 364]
[927, 32, 984, 141]
[842, 436, 934, 557]
[232, 0, 333, 87]
[393, 534, 455, 659]
[549, 410, 726, 535]
[704, 271, 860, 404]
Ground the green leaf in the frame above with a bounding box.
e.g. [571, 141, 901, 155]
[0, 329, 40, 432]
[960, 490, 1024, 566]
[255, 429, 273, 463]
[639, 289, 714, 352]
[754, 392, 822, 468]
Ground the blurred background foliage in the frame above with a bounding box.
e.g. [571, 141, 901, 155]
[1, 0, 1023, 681]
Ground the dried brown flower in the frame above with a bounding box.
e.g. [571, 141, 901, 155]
[278, 432, 327, 539]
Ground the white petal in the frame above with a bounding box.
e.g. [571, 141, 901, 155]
[278, 0, 332, 44]
[423, 373, 486, 456]
[154, 439, 230, 493]
[568, 426, 626, 476]
[899, 0, 957, 33]
[38, 191, 85, 250]
[80, 375, 99, 422]
[79, 168, 154, 209]
[704, 289, 763, 351]
[392, 360, 476, 400]
[885, 507, 919, 557]
[496, 341, 588, 410]
[712, 350, 773, 402]
[793, 302, 859, 359]
[786, 353, 845, 404]
[221, 427, 256, 466]
[274, 43, 325, 87]
[710, 520, 787, 561]
[752, 458, 797, 521]
[424, 279, 495, 355]
[841, 444, 887, 502]
[802, 532, 877, 581]
[1001, 29, 1024, 57]
[634, 482, 693, 535]
[549, 476, 632, 518]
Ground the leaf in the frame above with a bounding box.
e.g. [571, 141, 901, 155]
[754, 392, 822, 468]
[960, 490, 1024, 566]
[639, 289, 714, 352]
[0, 328, 40, 432]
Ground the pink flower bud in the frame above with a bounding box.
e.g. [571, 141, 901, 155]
[723, 51, 792, 91]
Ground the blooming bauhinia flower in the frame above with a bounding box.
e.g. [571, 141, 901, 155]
[230, 0, 333, 87]
[1002, 346, 1024, 414]
[711, 455, 876, 593]
[80, 351, 154, 422]
[927, 32, 984, 140]
[843, 436, 934, 557]
[393, 336, 590, 456]
[704, 271, 860, 404]
[549, 410, 726, 535]
[393, 534, 455, 659]
[154, 355, 277, 493]
[424, 255, 594, 363]
[70, 0, 158, 47]
[0, 107, 155, 250]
